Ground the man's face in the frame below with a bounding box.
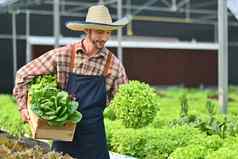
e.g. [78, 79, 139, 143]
[88, 29, 112, 49]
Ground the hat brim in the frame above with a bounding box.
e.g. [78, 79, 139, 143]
[66, 16, 131, 31]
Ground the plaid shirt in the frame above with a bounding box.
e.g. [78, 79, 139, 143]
[13, 40, 128, 110]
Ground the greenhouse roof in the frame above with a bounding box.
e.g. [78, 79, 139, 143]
[0, 0, 237, 25]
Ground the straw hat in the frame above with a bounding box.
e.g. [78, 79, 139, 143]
[66, 5, 130, 31]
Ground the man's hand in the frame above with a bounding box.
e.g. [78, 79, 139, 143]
[20, 109, 30, 123]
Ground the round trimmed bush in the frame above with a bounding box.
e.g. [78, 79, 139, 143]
[110, 80, 159, 128]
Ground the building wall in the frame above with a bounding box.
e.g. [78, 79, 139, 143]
[111, 48, 218, 86]
[0, 12, 238, 93]
[0, 39, 26, 93]
[30, 45, 217, 87]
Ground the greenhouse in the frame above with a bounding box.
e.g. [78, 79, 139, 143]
[0, 0, 238, 158]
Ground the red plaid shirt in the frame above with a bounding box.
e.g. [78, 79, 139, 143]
[13, 40, 128, 110]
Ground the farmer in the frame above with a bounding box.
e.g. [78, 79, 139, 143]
[13, 4, 129, 159]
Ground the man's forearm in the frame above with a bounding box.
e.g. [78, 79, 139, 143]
[12, 50, 56, 110]
[13, 73, 31, 110]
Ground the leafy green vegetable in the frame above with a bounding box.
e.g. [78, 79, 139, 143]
[110, 128, 147, 158]
[144, 126, 202, 159]
[104, 106, 117, 121]
[206, 136, 238, 159]
[169, 144, 209, 159]
[28, 74, 82, 127]
[188, 134, 223, 151]
[110, 80, 159, 128]
[179, 94, 188, 117]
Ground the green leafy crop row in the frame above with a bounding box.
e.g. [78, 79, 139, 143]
[0, 95, 31, 137]
[104, 82, 238, 158]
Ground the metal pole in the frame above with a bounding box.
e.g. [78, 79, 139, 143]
[171, 0, 177, 11]
[99, 0, 104, 5]
[218, 0, 228, 113]
[12, 12, 17, 85]
[127, 0, 133, 36]
[26, 10, 31, 62]
[214, 24, 218, 43]
[61, 0, 65, 12]
[185, 0, 190, 20]
[117, 0, 123, 63]
[54, 0, 60, 48]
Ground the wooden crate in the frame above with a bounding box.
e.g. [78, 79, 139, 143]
[27, 96, 76, 141]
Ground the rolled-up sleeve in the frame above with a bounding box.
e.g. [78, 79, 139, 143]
[109, 62, 128, 102]
[13, 49, 57, 110]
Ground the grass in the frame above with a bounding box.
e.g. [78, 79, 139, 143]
[0, 95, 31, 137]
[155, 86, 238, 125]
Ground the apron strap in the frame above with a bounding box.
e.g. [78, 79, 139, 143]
[102, 51, 113, 77]
[70, 43, 113, 76]
[70, 44, 77, 72]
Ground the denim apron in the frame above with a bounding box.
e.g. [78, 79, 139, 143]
[52, 43, 111, 159]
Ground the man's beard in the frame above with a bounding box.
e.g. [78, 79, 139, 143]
[89, 34, 106, 49]
[92, 40, 106, 49]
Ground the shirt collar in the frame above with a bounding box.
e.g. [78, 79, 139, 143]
[75, 39, 108, 58]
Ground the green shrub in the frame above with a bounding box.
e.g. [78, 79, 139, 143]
[197, 114, 237, 138]
[225, 115, 238, 136]
[151, 112, 161, 128]
[107, 125, 201, 158]
[144, 126, 202, 159]
[110, 80, 159, 128]
[222, 136, 238, 148]
[104, 119, 124, 150]
[144, 129, 172, 159]
[0, 95, 31, 137]
[103, 86, 238, 158]
[206, 147, 238, 159]
[188, 134, 223, 151]
[110, 128, 147, 158]
[205, 136, 238, 159]
[169, 144, 209, 159]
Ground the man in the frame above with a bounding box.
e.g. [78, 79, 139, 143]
[13, 4, 129, 159]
